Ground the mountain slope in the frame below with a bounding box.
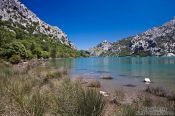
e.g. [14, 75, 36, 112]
[0, 0, 88, 63]
[90, 18, 175, 56]
[0, 0, 75, 49]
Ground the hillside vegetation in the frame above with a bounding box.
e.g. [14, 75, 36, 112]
[0, 20, 88, 63]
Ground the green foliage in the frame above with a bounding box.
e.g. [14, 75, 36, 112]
[9, 55, 21, 64]
[118, 48, 130, 56]
[32, 47, 43, 58]
[2, 42, 28, 59]
[133, 51, 151, 57]
[41, 51, 49, 59]
[0, 29, 16, 47]
[0, 20, 87, 62]
[50, 47, 57, 58]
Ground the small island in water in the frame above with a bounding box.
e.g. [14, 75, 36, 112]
[0, 0, 175, 115]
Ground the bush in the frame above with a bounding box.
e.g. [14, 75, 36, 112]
[26, 50, 33, 59]
[9, 55, 21, 64]
[41, 51, 49, 59]
[2, 42, 28, 59]
[32, 47, 43, 58]
[0, 29, 16, 47]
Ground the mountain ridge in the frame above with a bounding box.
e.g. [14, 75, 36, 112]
[90, 18, 175, 56]
[0, 0, 75, 49]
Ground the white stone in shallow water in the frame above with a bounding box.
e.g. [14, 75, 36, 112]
[100, 91, 109, 97]
[144, 78, 151, 83]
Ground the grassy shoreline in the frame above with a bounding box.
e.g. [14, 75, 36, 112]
[0, 60, 175, 116]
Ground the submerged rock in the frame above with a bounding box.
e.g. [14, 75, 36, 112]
[100, 75, 113, 80]
[123, 84, 137, 87]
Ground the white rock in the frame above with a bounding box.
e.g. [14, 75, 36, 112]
[167, 53, 175, 57]
[100, 91, 109, 97]
[144, 78, 151, 83]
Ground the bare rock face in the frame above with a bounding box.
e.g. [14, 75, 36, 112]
[0, 0, 76, 49]
[129, 17, 175, 56]
[89, 40, 112, 56]
[90, 18, 175, 56]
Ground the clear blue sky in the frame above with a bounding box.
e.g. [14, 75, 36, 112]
[20, 0, 175, 50]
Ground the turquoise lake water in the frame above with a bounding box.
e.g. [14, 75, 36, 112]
[49, 57, 175, 91]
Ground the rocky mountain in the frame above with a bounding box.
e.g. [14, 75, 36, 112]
[90, 40, 112, 56]
[0, 0, 75, 49]
[90, 18, 175, 56]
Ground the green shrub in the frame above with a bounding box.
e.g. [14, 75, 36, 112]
[9, 55, 21, 64]
[26, 50, 33, 59]
[2, 42, 28, 59]
[32, 47, 42, 58]
[0, 29, 16, 47]
[41, 51, 49, 59]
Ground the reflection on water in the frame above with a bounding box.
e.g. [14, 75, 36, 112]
[48, 57, 175, 90]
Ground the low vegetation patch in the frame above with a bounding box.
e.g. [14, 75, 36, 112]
[145, 86, 168, 98]
[87, 80, 101, 88]
[0, 62, 105, 116]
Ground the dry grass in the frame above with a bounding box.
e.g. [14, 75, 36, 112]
[1, 60, 174, 116]
[0, 61, 105, 116]
[145, 86, 175, 101]
[87, 80, 101, 88]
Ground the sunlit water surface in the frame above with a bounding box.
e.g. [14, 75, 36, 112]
[48, 57, 175, 91]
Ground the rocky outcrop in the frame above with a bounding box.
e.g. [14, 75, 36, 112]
[89, 40, 112, 56]
[90, 18, 175, 56]
[0, 0, 75, 49]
